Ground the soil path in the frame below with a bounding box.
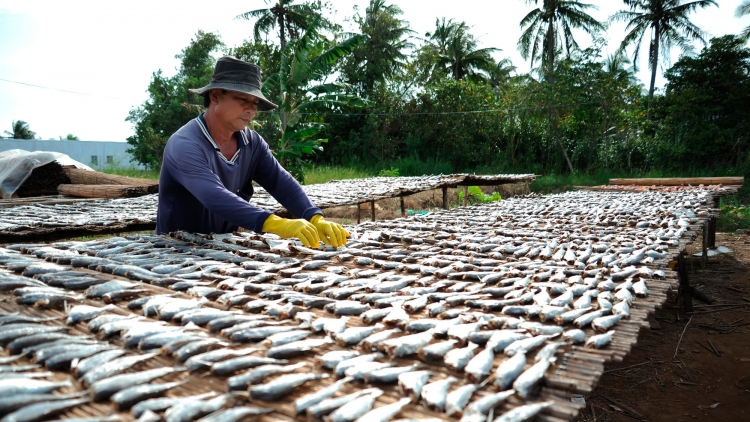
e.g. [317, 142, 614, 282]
[575, 233, 750, 422]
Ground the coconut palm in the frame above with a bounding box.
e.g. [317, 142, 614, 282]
[737, 0, 750, 42]
[610, 0, 718, 118]
[3, 120, 36, 139]
[341, 0, 414, 94]
[425, 18, 499, 82]
[518, 0, 605, 82]
[603, 51, 639, 86]
[235, 0, 316, 52]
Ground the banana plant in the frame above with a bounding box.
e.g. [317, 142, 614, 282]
[262, 22, 366, 182]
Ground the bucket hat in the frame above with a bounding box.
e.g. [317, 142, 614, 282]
[189, 56, 278, 111]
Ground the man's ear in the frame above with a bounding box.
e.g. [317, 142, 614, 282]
[208, 89, 221, 105]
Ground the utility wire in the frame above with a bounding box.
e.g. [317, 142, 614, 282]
[0, 77, 124, 100]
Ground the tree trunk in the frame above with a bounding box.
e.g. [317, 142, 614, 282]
[647, 22, 660, 121]
[545, 13, 572, 173]
[279, 14, 287, 52]
[546, 19, 555, 85]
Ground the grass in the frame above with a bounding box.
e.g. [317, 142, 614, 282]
[302, 165, 376, 185]
[100, 167, 160, 180]
[717, 196, 750, 233]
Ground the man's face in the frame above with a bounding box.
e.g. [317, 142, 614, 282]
[210, 90, 260, 132]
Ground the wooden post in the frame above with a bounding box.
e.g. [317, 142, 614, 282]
[701, 221, 708, 269]
[442, 187, 448, 209]
[370, 200, 376, 221]
[707, 217, 716, 249]
[462, 185, 468, 207]
[400, 195, 405, 217]
[357, 204, 361, 224]
[678, 252, 693, 313]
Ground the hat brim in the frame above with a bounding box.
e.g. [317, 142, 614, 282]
[190, 83, 278, 111]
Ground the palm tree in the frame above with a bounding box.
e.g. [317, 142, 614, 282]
[425, 18, 499, 82]
[610, 0, 718, 118]
[3, 120, 36, 139]
[737, 0, 750, 42]
[235, 0, 315, 52]
[342, 0, 414, 94]
[518, 0, 605, 82]
[603, 51, 639, 86]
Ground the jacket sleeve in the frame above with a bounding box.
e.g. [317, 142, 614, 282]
[249, 131, 323, 220]
[163, 134, 272, 233]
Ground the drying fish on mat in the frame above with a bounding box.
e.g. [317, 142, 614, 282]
[492, 401, 554, 422]
[421, 376, 457, 411]
[249, 372, 328, 401]
[324, 389, 382, 422]
[294, 377, 354, 414]
[353, 397, 411, 422]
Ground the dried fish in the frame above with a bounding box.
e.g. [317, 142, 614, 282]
[294, 377, 354, 414]
[111, 380, 186, 410]
[585, 330, 615, 349]
[492, 401, 553, 422]
[325, 389, 382, 422]
[249, 372, 328, 401]
[228, 362, 307, 389]
[90, 366, 184, 401]
[445, 384, 478, 417]
[421, 376, 457, 411]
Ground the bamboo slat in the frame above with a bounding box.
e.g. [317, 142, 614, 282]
[609, 177, 743, 186]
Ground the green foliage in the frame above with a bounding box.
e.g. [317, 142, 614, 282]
[378, 168, 399, 177]
[653, 35, 750, 169]
[738, 0, 750, 42]
[458, 185, 502, 205]
[235, 0, 335, 52]
[717, 196, 750, 232]
[59, 134, 79, 141]
[126, 31, 223, 169]
[518, 0, 605, 77]
[261, 22, 365, 182]
[3, 120, 36, 139]
[340, 0, 414, 95]
[610, 0, 718, 107]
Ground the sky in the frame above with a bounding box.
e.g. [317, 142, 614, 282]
[0, 0, 747, 142]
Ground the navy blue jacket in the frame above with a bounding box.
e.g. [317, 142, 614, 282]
[156, 114, 321, 234]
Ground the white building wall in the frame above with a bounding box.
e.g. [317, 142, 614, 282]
[0, 140, 145, 169]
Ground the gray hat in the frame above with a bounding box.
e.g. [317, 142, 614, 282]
[189, 56, 278, 111]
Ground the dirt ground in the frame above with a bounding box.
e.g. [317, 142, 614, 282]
[574, 232, 750, 422]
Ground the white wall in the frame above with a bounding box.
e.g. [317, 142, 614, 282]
[0, 139, 145, 169]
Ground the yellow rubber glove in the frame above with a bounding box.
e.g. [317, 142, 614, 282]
[310, 214, 349, 248]
[262, 214, 320, 248]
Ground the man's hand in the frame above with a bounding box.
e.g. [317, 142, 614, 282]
[262, 215, 320, 248]
[310, 215, 349, 248]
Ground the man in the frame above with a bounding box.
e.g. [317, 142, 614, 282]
[156, 56, 348, 248]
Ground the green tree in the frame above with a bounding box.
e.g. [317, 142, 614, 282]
[611, 0, 718, 118]
[603, 50, 640, 86]
[737, 0, 750, 42]
[3, 120, 36, 139]
[418, 18, 500, 83]
[235, 0, 323, 52]
[59, 134, 80, 140]
[126, 31, 223, 169]
[340, 0, 414, 95]
[518, 0, 604, 82]
[262, 23, 366, 181]
[654, 35, 750, 169]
